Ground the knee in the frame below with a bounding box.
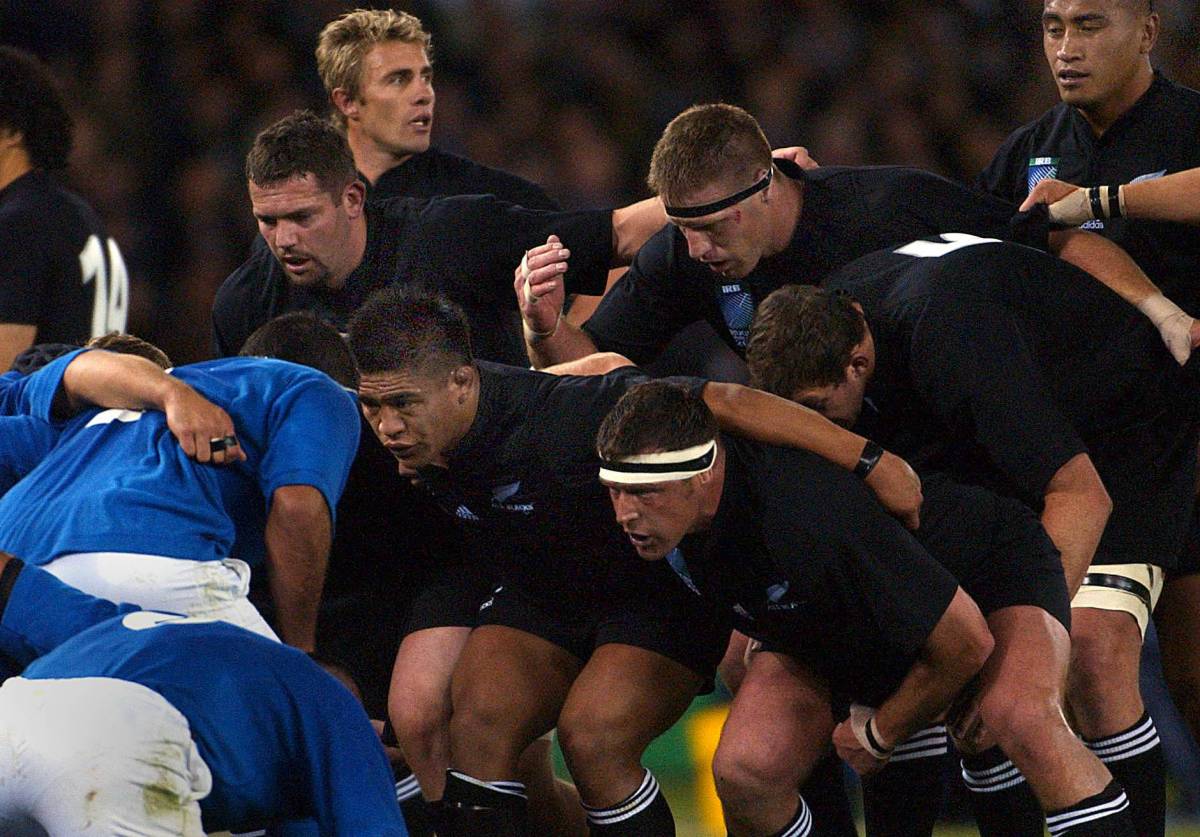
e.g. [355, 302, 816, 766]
[1068, 618, 1138, 699]
[978, 686, 1063, 752]
[557, 703, 633, 776]
[389, 683, 451, 752]
[712, 736, 796, 813]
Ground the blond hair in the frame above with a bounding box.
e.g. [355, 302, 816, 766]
[316, 9, 432, 126]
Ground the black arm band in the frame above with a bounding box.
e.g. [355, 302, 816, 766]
[1088, 186, 1105, 220]
[1106, 185, 1123, 219]
[854, 440, 885, 479]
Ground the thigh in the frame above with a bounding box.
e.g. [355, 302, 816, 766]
[561, 643, 703, 750]
[716, 650, 834, 786]
[390, 625, 472, 715]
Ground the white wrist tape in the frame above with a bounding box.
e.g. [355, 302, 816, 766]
[1047, 188, 1094, 226]
[1137, 293, 1187, 328]
[850, 703, 893, 761]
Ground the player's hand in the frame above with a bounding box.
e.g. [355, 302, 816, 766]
[772, 146, 820, 170]
[1020, 179, 1091, 225]
[515, 235, 568, 339]
[162, 380, 245, 465]
[833, 715, 890, 777]
[864, 450, 922, 530]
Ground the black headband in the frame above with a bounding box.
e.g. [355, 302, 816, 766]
[664, 167, 773, 219]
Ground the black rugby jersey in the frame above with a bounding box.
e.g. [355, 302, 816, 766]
[583, 159, 1048, 366]
[979, 72, 1200, 311]
[827, 236, 1199, 567]
[367, 146, 558, 209]
[674, 434, 959, 706]
[0, 171, 128, 345]
[213, 196, 611, 359]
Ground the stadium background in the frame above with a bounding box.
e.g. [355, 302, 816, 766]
[3, 0, 1200, 832]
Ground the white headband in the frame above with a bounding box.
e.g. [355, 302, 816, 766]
[598, 439, 717, 485]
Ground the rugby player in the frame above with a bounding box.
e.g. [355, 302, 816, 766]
[982, 0, 1200, 758]
[595, 379, 1137, 837]
[517, 103, 1195, 371]
[0, 47, 128, 369]
[345, 287, 922, 836]
[751, 235, 1199, 836]
[0, 552, 406, 835]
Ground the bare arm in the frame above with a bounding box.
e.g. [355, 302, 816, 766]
[541, 352, 633, 376]
[515, 237, 604, 367]
[59, 351, 244, 463]
[0, 324, 36, 372]
[611, 197, 667, 264]
[834, 587, 993, 774]
[703, 382, 923, 529]
[1049, 228, 1197, 363]
[1024, 169, 1200, 226]
[1041, 452, 1112, 596]
[265, 484, 331, 652]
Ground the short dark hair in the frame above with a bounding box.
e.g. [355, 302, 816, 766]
[596, 380, 718, 462]
[86, 332, 172, 369]
[347, 287, 473, 378]
[245, 110, 358, 194]
[746, 285, 865, 397]
[0, 47, 73, 170]
[647, 103, 772, 206]
[240, 312, 358, 388]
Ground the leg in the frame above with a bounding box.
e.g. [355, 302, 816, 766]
[717, 630, 754, 694]
[861, 723, 949, 837]
[444, 624, 582, 836]
[1155, 573, 1200, 745]
[557, 643, 702, 834]
[517, 737, 588, 837]
[712, 650, 833, 836]
[388, 625, 471, 799]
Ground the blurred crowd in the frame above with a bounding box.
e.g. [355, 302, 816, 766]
[2, 0, 1199, 363]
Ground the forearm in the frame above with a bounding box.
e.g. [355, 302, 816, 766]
[265, 485, 332, 652]
[611, 198, 667, 264]
[60, 351, 182, 414]
[525, 318, 601, 369]
[1040, 453, 1111, 596]
[873, 589, 992, 747]
[1049, 228, 1159, 306]
[703, 383, 923, 528]
[1120, 168, 1200, 225]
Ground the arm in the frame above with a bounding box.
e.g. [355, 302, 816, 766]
[1040, 452, 1111, 596]
[515, 236, 604, 367]
[59, 351, 244, 463]
[704, 382, 922, 529]
[541, 352, 634, 376]
[834, 587, 993, 774]
[611, 197, 667, 264]
[1049, 228, 1197, 363]
[1023, 169, 1200, 227]
[265, 484, 331, 652]
[0, 324, 36, 372]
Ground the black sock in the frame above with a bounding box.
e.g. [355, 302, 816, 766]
[1084, 713, 1164, 837]
[394, 766, 435, 836]
[1046, 780, 1135, 836]
[732, 795, 812, 837]
[440, 769, 528, 837]
[796, 751, 857, 837]
[862, 723, 949, 837]
[960, 745, 1044, 837]
[583, 768, 675, 835]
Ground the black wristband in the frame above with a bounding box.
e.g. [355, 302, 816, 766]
[854, 440, 885, 479]
[1088, 186, 1104, 220]
[1106, 184, 1123, 219]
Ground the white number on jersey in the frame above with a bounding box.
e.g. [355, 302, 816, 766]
[78, 235, 129, 337]
[894, 232, 1001, 259]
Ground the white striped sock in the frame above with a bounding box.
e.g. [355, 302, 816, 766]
[584, 769, 659, 826]
[395, 772, 423, 802]
[1046, 791, 1129, 835]
[1086, 716, 1160, 763]
[962, 756, 1026, 793]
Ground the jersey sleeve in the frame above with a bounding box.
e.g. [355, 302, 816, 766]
[975, 126, 1032, 203]
[756, 450, 960, 661]
[582, 227, 706, 363]
[0, 559, 139, 667]
[0, 347, 88, 419]
[425, 196, 614, 300]
[0, 215, 51, 325]
[257, 374, 361, 521]
[292, 666, 409, 835]
[908, 290, 1087, 497]
[0, 415, 60, 491]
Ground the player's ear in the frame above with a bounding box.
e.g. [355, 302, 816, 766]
[331, 88, 358, 121]
[1141, 12, 1159, 53]
[342, 180, 366, 216]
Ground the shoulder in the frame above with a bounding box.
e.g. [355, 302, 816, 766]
[215, 245, 282, 303]
[0, 172, 100, 238]
[425, 147, 558, 209]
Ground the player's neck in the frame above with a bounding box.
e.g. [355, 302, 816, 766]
[767, 168, 802, 257]
[327, 214, 369, 291]
[0, 146, 33, 193]
[692, 447, 726, 532]
[348, 131, 415, 186]
[1076, 64, 1154, 137]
